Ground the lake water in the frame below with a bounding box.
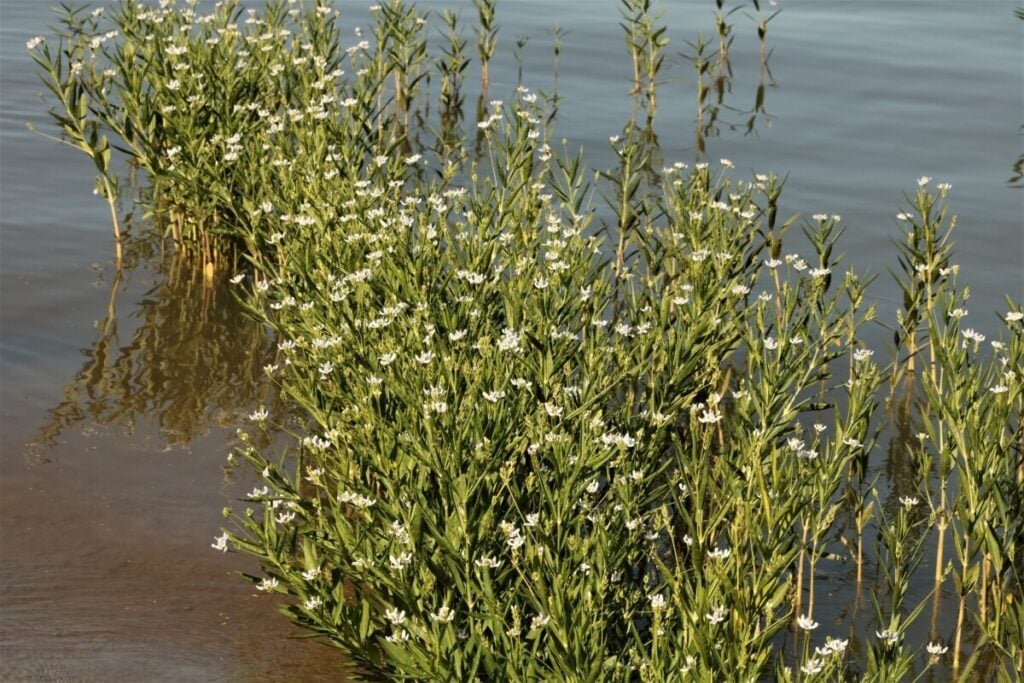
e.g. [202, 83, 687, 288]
[1, 1, 1021, 679]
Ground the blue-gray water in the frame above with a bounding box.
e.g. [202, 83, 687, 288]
[1, 1, 1021, 679]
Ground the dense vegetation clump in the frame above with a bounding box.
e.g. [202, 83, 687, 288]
[31, 1, 1022, 680]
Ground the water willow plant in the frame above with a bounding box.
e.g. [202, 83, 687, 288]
[618, 0, 668, 123]
[28, 7, 125, 265]
[205, 83, 1018, 677]
[224, 100, 804, 678]
[472, 0, 498, 93]
[30, 0, 1023, 679]
[919, 287, 1024, 677]
[372, 0, 429, 129]
[436, 8, 469, 154]
[28, 0, 469, 269]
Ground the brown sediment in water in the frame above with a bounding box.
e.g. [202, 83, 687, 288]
[0, 252, 348, 681]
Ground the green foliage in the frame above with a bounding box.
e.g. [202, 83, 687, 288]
[31, 1, 1023, 680]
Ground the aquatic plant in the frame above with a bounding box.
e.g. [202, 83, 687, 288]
[30, 1, 1022, 680]
[619, 0, 668, 123]
[472, 0, 498, 93]
[27, 8, 125, 265]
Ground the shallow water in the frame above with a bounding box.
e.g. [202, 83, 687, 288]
[1, 0, 1021, 680]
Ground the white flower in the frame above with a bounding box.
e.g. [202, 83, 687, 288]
[257, 577, 279, 592]
[475, 555, 502, 569]
[430, 605, 455, 623]
[962, 328, 985, 344]
[1005, 311, 1023, 323]
[801, 657, 824, 675]
[797, 614, 819, 631]
[853, 348, 874, 362]
[249, 407, 269, 422]
[385, 629, 409, 643]
[379, 352, 397, 366]
[415, 350, 434, 364]
[764, 337, 778, 351]
[498, 328, 522, 352]
[483, 390, 506, 403]
[926, 641, 948, 655]
[698, 409, 722, 424]
[229, 273, 245, 284]
[301, 568, 319, 581]
[899, 495, 919, 508]
[530, 613, 550, 630]
[809, 267, 830, 278]
[896, 212, 914, 221]
[247, 486, 269, 499]
[990, 385, 1009, 394]
[649, 594, 666, 610]
[876, 628, 900, 645]
[211, 533, 229, 552]
[600, 431, 637, 449]
[389, 552, 412, 570]
[544, 402, 563, 418]
[706, 605, 727, 624]
[304, 596, 323, 610]
[708, 547, 731, 561]
[385, 607, 407, 625]
[26, 36, 45, 50]
[824, 637, 848, 654]
[506, 534, 525, 551]
[917, 176, 932, 187]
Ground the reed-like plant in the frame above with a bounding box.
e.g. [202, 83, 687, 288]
[28, 8, 125, 265]
[619, 0, 669, 123]
[30, 1, 1022, 680]
[472, 0, 498, 93]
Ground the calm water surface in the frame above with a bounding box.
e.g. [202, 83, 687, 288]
[1, 0, 1021, 680]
